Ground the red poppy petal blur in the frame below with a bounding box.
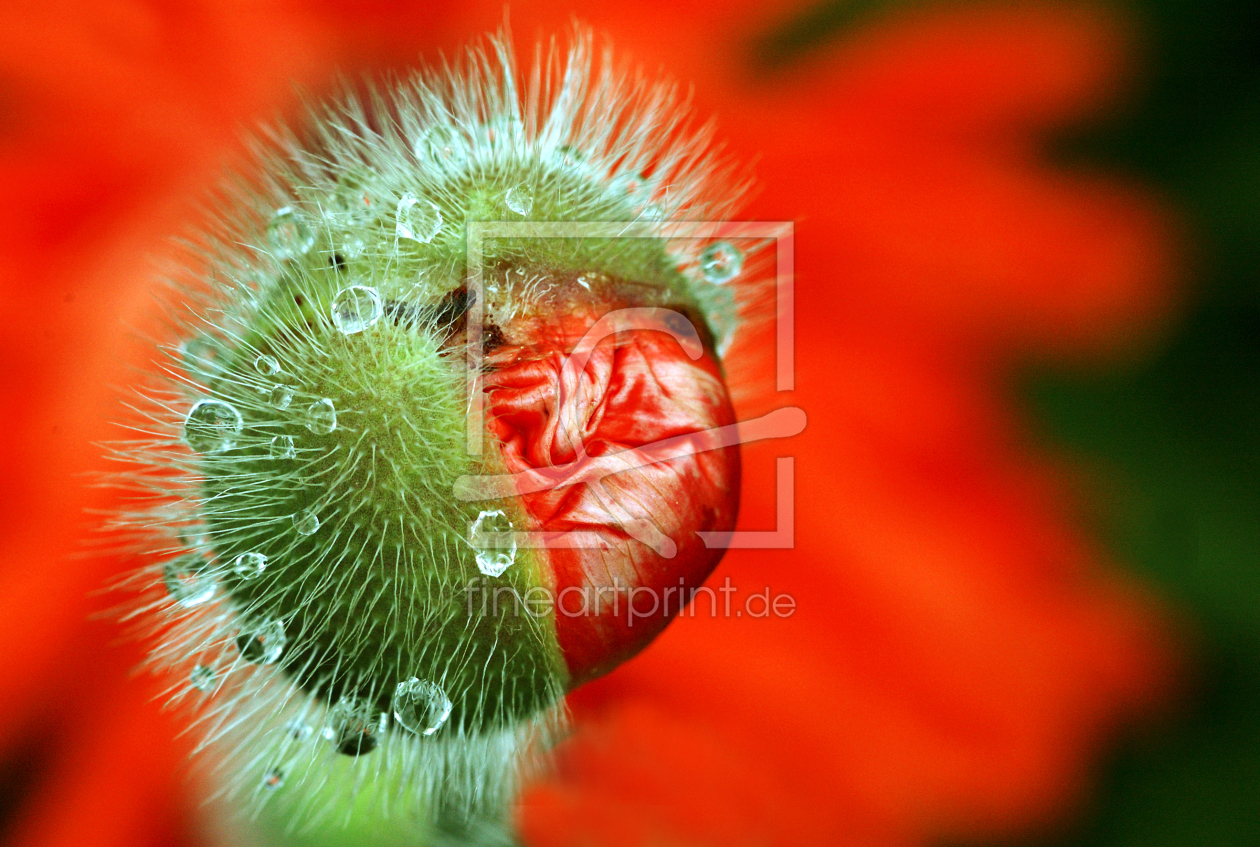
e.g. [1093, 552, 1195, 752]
[735, 4, 1176, 357]
[0, 4, 482, 843]
[514, 4, 1179, 847]
[0, 2, 1179, 847]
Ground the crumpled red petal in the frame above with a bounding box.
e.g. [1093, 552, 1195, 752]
[485, 303, 740, 684]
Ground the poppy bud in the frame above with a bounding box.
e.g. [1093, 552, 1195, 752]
[114, 30, 752, 828]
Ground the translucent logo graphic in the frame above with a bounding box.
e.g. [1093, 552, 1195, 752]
[459, 221, 801, 554]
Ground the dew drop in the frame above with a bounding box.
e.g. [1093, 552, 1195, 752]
[699, 241, 743, 284]
[471, 509, 517, 577]
[177, 524, 211, 552]
[190, 664, 216, 692]
[417, 125, 465, 163]
[392, 677, 452, 736]
[395, 193, 442, 243]
[235, 618, 285, 665]
[293, 509, 320, 536]
[262, 768, 285, 791]
[331, 285, 383, 334]
[326, 697, 382, 756]
[232, 551, 267, 579]
[304, 398, 336, 434]
[339, 235, 367, 259]
[183, 399, 243, 454]
[267, 207, 316, 259]
[254, 355, 281, 376]
[505, 184, 534, 216]
[284, 720, 313, 741]
[163, 554, 216, 607]
[269, 384, 295, 410]
[180, 335, 225, 382]
[269, 434, 296, 460]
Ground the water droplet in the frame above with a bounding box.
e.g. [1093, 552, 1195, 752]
[327, 697, 382, 756]
[183, 399, 243, 454]
[180, 335, 225, 382]
[190, 664, 216, 691]
[471, 509, 517, 577]
[328, 169, 376, 225]
[163, 554, 216, 606]
[339, 235, 367, 259]
[267, 207, 316, 259]
[269, 384, 294, 410]
[304, 398, 336, 434]
[254, 355, 281, 376]
[392, 678, 452, 736]
[235, 618, 286, 665]
[284, 719, 313, 741]
[395, 193, 442, 243]
[262, 767, 285, 791]
[269, 434, 296, 459]
[417, 125, 465, 163]
[177, 524, 211, 552]
[232, 551, 267, 579]
[293, 509, 320, 536]
[699, 241, 743, 284]
[505, 184, 534, 216]
[331, 285, 383, 334]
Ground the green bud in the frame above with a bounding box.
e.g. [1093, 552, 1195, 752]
[113, 29, 750, 833]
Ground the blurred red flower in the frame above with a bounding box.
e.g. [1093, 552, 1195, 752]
[0, 2, 1178, 847]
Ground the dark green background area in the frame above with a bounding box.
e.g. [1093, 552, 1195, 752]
[763, 0, 1260, 844]
[1016, 0, 1260, 838]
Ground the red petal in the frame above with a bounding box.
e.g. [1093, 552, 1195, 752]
[486, 301, 740, 684]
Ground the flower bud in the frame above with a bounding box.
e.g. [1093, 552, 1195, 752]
[116, 30, 754, 827]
